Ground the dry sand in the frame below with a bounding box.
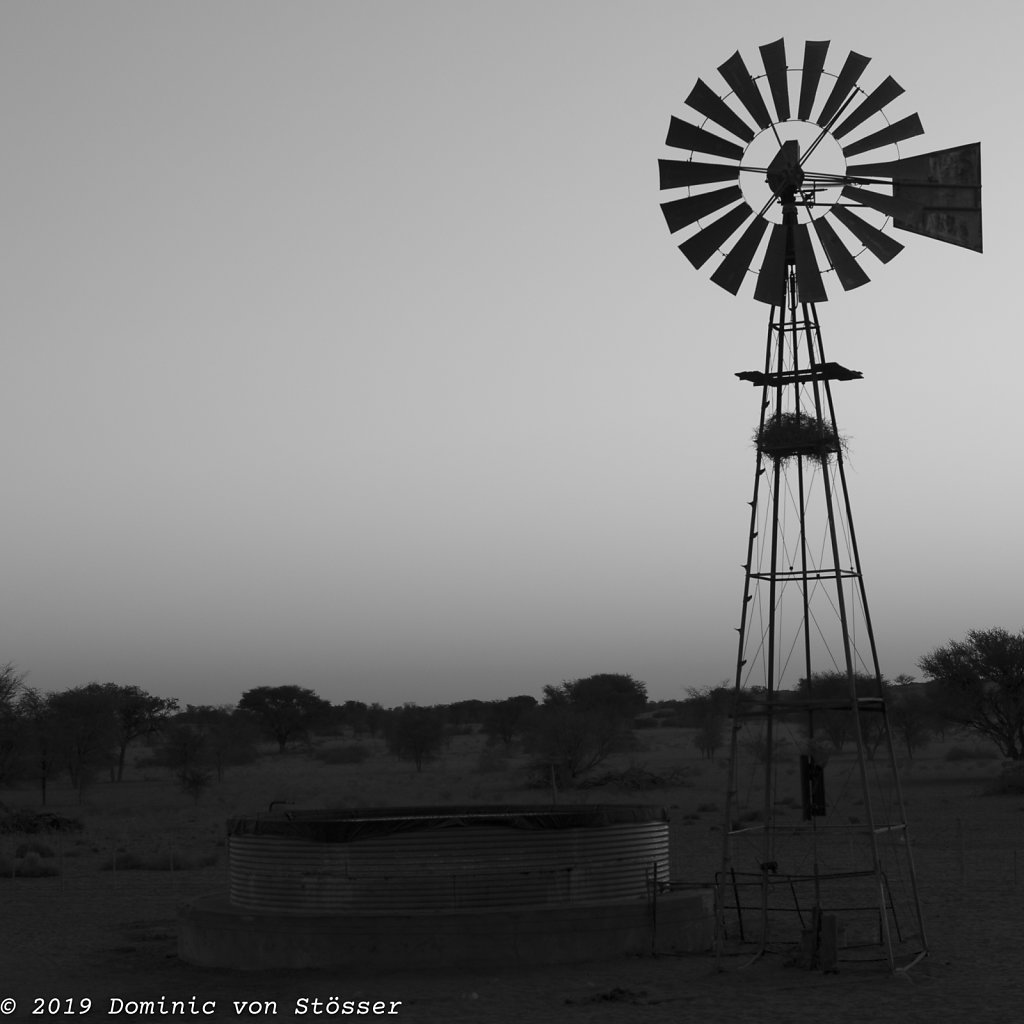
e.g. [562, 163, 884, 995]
[2, 767, 1023, 1023]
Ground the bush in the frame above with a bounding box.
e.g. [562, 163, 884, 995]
[0, 810, 83, 835]
[318, 743, 371, 765]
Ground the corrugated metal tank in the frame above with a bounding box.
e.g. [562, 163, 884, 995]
[228, 805, 669, 914]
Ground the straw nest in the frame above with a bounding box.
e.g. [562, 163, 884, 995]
[755, 410, 844, 463]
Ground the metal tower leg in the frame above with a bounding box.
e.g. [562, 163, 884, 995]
[717, 266, 926, 972]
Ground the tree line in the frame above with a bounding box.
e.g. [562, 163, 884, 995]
[1, 626, 1022, 802]
[676, 627, 1024, 763]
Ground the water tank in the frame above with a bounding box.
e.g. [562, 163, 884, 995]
[227, 804, 669, 914]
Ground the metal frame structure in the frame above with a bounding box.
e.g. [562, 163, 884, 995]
[714, 198, 925, 971]
[658, 37, 981, 974]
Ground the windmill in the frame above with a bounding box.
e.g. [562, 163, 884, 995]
[658, 39, 981, 972]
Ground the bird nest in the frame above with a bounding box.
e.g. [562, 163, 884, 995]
[755, 411, 844, 463]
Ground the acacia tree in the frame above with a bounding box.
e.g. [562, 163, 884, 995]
[482, 695, 538, 747]
[237, 685, 332, 753]
[14, 688, 61, 804]
[887, 677, 932, 759]
[97, 683, 179, 781]
[153, 705, 259, 781]
[797, 671, 887, 756]
[385, 705, 446, 771]
[47, 685, 119, 794]
[523, 673, 647, 782]
[0, 662, 28, 785]
[919, 627, 1024, 759]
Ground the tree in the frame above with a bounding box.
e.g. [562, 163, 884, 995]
[47, 685, 119, 795]
[336, 700, 369, 737]
[237, 685, 332, 753]
[693, 714, 725, 759]
[523, 673, 647, 783]
[385, 705, 446, 771]
[153, 705, 259, 781]
[0, 663, 28, 785]
[888, 681, 932, 759]
[13, 688, 61, 805]
[919, 627, 1024, 759]
[482, 695, 537, 747]
[543, 673, 648, 718]
[797, 672, 886, 754]
[91, 683, 178, 782]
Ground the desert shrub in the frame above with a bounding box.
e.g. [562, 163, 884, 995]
[318, 743, 371, 765]
[178, 767, 213, 805]
[0, 809, 83, 835]
[15, 840, 54, 858]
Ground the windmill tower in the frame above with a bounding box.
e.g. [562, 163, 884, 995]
[658, 39, 981, 972]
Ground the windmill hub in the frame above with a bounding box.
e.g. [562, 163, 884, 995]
[744, 125, 846, 223]
[765, 139, 803, 201]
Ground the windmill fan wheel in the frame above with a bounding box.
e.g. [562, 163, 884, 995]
[658, 38, 982, 304]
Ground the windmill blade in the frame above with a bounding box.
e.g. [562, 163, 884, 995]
[798, 40, 830, 121]
[832, 76, 905, 140]
[665, 117, 745, 160]
[660, 186, 743, 233]
[813, 217, 871, 290]
[759, 38, 790, 121]
[718, 51, 773, 130]
[841, 184, 923, 225]
[685, 78, 755, 143]
[816, 50, 871, 128]
[793, 223, 827, 303]
[754, 223, 789, 304]
[710, 214, 770, 294]
[659, 158, 741, 190]
[679, 203, 754, 268]
[842, 113, 924, 159]
[831, 205, 905, 263]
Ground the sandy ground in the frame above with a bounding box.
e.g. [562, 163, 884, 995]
[2, 775, 1023, 1024]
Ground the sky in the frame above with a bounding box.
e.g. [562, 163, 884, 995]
[0, 1, 1019, 708]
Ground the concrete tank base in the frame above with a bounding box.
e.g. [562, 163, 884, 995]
[178, 889, 714, 971]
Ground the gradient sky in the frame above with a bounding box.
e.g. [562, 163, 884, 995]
[0, 2, 1019, 707]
